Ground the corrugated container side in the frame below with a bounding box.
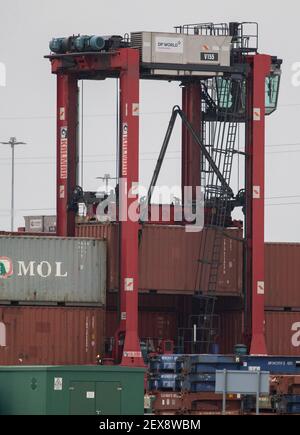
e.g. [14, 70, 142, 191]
[139, 311, 177, 339]
[265, 243, 300, 308]
[265, 311, 300, 356]
[76, 223, 119, 290]
[24, 215, 56, 233]
[77, 223, 242, 296]
[43, 215, 56, 233]
[0, 236, 106, 304]
[0, 306, 105, 365]
[217, 310, 300, 356]
[105, 310, 177, 340]
[217, 310, 244, 354]
[24, 215, 44, 232]
[139, 225, 242, 295]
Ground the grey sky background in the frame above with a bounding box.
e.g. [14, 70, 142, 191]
[0, 0, 299, 241]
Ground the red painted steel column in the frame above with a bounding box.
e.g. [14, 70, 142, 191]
[181, 81, 201, 201]
[118, 49, 144, 367]
[56, 74, 78, 236]
[246, 55, 271, 355]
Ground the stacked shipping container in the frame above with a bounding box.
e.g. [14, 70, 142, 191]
[0, 236, 107, 365]
[76, 225, 300, 357]
[1, 223, 300, 363]
[76, 224, 243, 296]
[264, 242, 300, 356]
[214, 242, 300, 356]
[0, 306, 105, 364]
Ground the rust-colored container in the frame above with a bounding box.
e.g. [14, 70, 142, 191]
[217, 310, 244, 354]
[265, 311, 300, 356]
[139, 311, 177, 340]
[76, 223, 242, 296]
[0, 306, 105, 365]
[139, 225, 242, 295]
[217, 310, 300, 356]
[265, 243, 300, 308]
[105, 309, 177, 340]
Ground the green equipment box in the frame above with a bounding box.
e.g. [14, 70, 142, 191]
[0, 365, 145, 415]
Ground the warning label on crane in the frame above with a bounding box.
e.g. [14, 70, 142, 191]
[257, 281, 265, 295]
[59, 107, 65, 121]
[132, 103, 139, 116]
[123, 351, 142, 358]
[124, 277, 134, 291]
[253, 108, 261, 121]
[253, 185, 261, 199]
[59, 185, 65, 199]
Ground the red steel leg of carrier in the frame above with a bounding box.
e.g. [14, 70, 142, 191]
[117, 49, 144, 367]
[182, 81, 201, 202]
[56, 74, 78, 237]
[245, 54, 271, 355]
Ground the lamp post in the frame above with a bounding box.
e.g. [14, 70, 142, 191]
[96, 173, 117, 194]
[0, 137, 26, 231]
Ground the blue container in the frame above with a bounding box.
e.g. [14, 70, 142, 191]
[148, 373, 182, 391]
[186, 362, 240, 374]
[179, 354, 240, 374]
[283, 395, 300, 403]
[189, 382, 215, 393]
[185, 355, 236, 364]
[185, 373, 216, 382]
[276, 395, 300, 414]
[286, 403, 300, 414]
[240, 356, 300, 374]
[182, 381, 215, 392]
[182, 373, 216, 392]
[149, 355, 183, 373]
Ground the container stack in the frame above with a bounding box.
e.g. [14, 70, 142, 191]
[148, 353, 300, 414]
[264, 242, 300, 356]
[148, 355, 183, 392]
[0, 236, 107, 365]
[148, 354, 242, 415]
[180, 355, 240, 393]
[217, 242, 300, 357]
[76, 224, 243, 296]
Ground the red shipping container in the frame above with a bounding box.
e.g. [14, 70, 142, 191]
[139, 225, 242, 295]
[265, 311, 300, 356]
[217, 310, 300, 356]
[265, 243, 300, 308]
[0, 306, 105, 365]
[217, 310, 244, 354]
[76, 223, 242, 296]
[105, 310, 177, 341]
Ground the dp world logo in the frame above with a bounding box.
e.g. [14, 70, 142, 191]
[0, 257, 13, 279]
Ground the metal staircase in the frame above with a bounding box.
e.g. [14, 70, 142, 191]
[191, 77, 242, 353]
[145, 77, 242, 353]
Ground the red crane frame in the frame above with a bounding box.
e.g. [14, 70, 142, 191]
[49, 46, 271, 364]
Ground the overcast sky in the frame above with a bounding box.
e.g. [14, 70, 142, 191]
[0, 0, 299, 241]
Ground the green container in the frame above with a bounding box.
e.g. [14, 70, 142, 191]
[0, 365, 145, 415]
